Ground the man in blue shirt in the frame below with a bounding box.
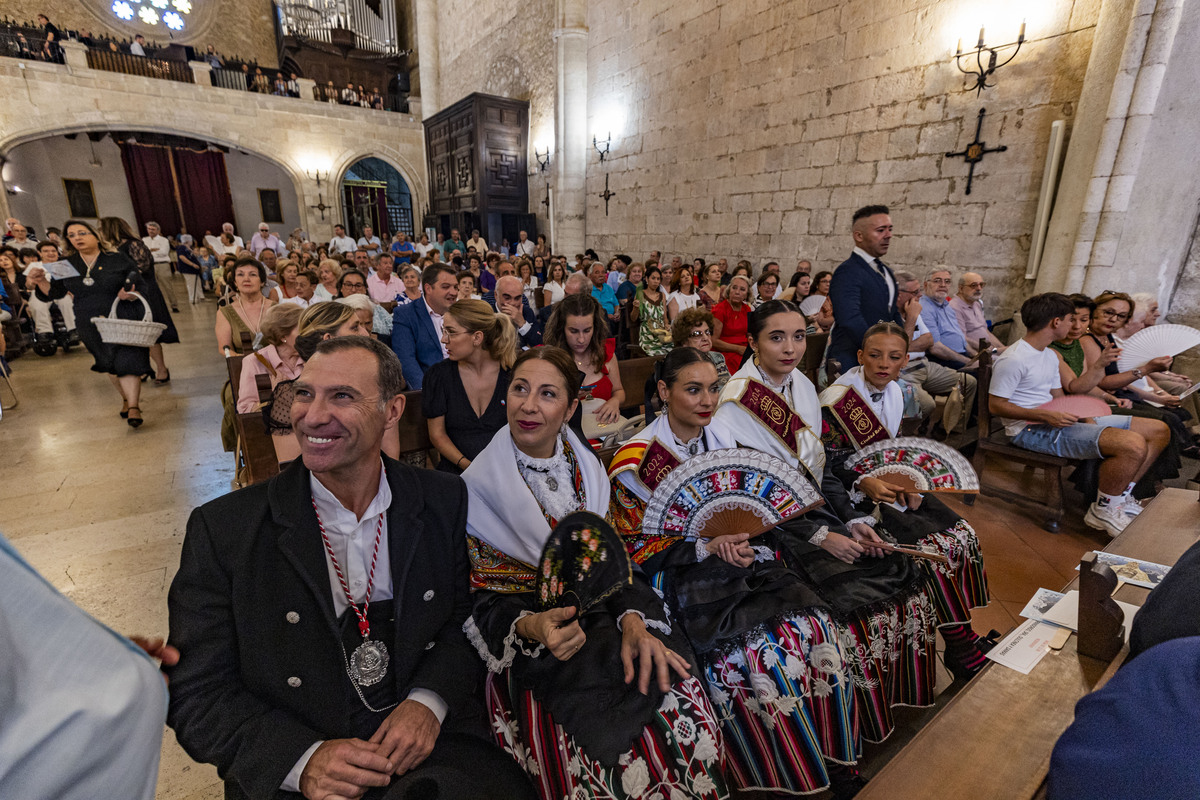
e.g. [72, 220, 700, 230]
[919, 267, 972, 368]
[589, 261, 618, 320]
[391, 232, 416, 264]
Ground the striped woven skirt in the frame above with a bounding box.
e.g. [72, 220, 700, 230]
[839, 588, 938, 743]
[486, 670, 729, 800]
[703, 609, 858, 795]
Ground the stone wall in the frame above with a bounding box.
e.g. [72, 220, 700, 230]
[433, 0, 555, 234]
[5, 0, 279, 67]
[584, 0, 1102, 315]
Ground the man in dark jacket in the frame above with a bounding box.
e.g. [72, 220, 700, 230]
[166, 337, 532, 800]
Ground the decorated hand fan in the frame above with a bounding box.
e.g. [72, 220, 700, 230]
[799, 294, 827, 317]
[536, 512, 633, 615]
[641, 448, 824, 541]
[1038, 395, 1112, 418]
[846, 437, 979, 494]
[1116, 324, 1200, 372]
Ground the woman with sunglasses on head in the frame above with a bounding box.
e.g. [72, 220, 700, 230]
[820, 322, 995, 681]
[713, 300, 937, 745]
[608, 346, 862, 797]
[462, 347, 728, 800]
[1083, 291, 1200, 460]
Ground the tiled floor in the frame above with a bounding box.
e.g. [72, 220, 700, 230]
[1, 294, 1190, 799]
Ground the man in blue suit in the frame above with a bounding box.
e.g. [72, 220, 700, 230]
[826, 204, 919, 373]
[391, 263, 458, 390]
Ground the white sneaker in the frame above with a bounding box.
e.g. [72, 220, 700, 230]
[1084, 502, 1130, 538]
[1118, 495, 1143, 517]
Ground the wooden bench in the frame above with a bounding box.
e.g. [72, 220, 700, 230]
[618, 355, 661, 418]
[855, 487, 1200, 799]
[972, 345, 1081, 532]
[226, 339, 281, 486]
[802, 331, 828, 386]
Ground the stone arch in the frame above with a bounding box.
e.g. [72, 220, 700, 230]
[0, 121, 306, 212]
[331, 148, 426, 227]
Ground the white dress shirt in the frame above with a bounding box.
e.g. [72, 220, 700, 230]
[428, 305, 449, 357]
[283, 464, 447, 791]
[853, 246, 895, 306]
[906, 313, 930, 361]
[513, 239, 535, 257]
[328, 235, 357, 256]
[143, 235, 171, 264]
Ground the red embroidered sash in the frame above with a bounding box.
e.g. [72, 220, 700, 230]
[637, 439, 682, 492]
[737, 379, 808, 452]
[826, 386, 889, 450]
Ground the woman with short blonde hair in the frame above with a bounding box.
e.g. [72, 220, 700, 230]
[424, 299, 519, 474]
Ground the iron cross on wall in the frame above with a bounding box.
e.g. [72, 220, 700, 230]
[599, 174, 616, 215]
[946, 108, 1007, 195]
[309, 193, 331, 220]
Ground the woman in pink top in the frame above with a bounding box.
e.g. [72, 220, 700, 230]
[236, 303, 305, 413]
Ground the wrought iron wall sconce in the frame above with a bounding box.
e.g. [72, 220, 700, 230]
[534, 148, 551, 172]
[593, 133, 612, 162]
[306, 168, 329, 188]
[954, 21, 1025, 95]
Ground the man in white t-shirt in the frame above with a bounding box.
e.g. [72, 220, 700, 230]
[327, 224, 356, 256]
[989, 293, 1170, 536]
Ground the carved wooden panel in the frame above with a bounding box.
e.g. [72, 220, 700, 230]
[423, 92, 528, 226]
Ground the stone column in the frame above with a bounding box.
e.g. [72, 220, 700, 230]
[553, 0, 588, 256]
[187, 60, 213, 86]
[59, 40, 89, 72]
[0, 173, 11, 230]
[296, 77, 317, 101]
[412, 0, 441, 117]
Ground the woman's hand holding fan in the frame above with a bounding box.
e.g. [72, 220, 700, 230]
[857, 475, 924, 510]
[1116, 324, 1200, 372]
[847, 522, 887, 559]
[705, 532, 755, 567]
[820, 531, 867, 564]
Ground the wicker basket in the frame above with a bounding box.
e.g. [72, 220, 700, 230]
[91, 293, 166, 348]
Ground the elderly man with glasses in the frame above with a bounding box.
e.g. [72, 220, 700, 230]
[249, 224, 282, 259]
[950, 272, 1007, 357]
[919, 267, 972, 369]
[896, 270, 978, 425]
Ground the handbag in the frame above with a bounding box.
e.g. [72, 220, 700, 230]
[941, 374, 968, 434]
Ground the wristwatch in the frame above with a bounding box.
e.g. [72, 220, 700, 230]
[1131, 368, 1144, 379]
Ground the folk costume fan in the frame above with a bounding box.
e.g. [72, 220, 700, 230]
[641, 448, 825, 541]
[845, 437, 979, 494]
[535, 512, 633, 617]
[1116, 324, 1200, 373]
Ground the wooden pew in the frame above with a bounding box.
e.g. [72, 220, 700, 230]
[226, 338, 281, 486]
[972, 345, 1081, 532]
[855, 488, 1200, 800]
[618, 355, 661, 418]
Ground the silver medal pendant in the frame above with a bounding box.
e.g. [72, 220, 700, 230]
[82, 277, 95, 287]
[349, 639, 389, 686]
[545, 475, 558, 491]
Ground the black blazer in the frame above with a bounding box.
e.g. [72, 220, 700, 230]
[166, 457, 481, 800]
[826, 252, 903, 372]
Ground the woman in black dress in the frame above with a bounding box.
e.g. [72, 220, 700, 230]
[62, 219, 153, 427]
[100, 217, 179, 385]
[424, 298, 518, 474]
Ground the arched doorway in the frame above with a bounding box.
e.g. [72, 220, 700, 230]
[341, 157, 413, 242]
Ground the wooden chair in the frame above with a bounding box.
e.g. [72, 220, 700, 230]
[972, 346, 1081, 532]
[618, 356, 661, 417]
[227, 333, 281, 486]
[802, 331, 828, 386]
[394, 390, 431, 459]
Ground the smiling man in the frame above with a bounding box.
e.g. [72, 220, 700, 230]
[167, 336, 534, 800]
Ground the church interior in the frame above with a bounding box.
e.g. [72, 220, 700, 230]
[1, 0, 1199, 797]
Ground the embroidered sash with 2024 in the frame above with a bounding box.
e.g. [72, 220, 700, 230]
[737, 379, 808, 452]
[825, 385, 889, 451]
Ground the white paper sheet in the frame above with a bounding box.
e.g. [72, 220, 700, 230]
[1039, 590, 1140, 643]
[984, 618, 1059, 675]
[1019, 588, 1066, 622]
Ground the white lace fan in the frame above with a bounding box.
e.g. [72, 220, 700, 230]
[1116, 324, 1200, 372]
[641, 448, 824, 541]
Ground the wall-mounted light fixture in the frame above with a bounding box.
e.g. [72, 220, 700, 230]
[306, 168, 329, 188]
[534, 147, 551, 173]
[954, 20, 1025, 96]
[593, 132, 612, 162]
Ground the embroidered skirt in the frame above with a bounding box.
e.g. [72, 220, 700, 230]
[838, 589, 938, 743]
[877, 499, 990, 626]
[703, 610, 857, 795]
[487, 670, 729, 800]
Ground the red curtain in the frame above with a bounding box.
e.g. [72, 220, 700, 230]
[119, 142, 182, 236]
[172, 149, 236, 241]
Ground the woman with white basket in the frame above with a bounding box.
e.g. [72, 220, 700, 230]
[62, 219, 164, 429]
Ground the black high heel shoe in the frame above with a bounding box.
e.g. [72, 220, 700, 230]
[154, 369, 171, 386]
[127, 407, 143, 428]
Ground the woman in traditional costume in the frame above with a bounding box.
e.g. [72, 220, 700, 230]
[609, 347, 862, 796]
[819, 322, 994, 680]
[712, 300, 937, 744]
[462, 346, 729, 800]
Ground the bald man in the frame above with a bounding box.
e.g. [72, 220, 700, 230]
[492, 274, 541, 348]
[950, 272, 1006, 356]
